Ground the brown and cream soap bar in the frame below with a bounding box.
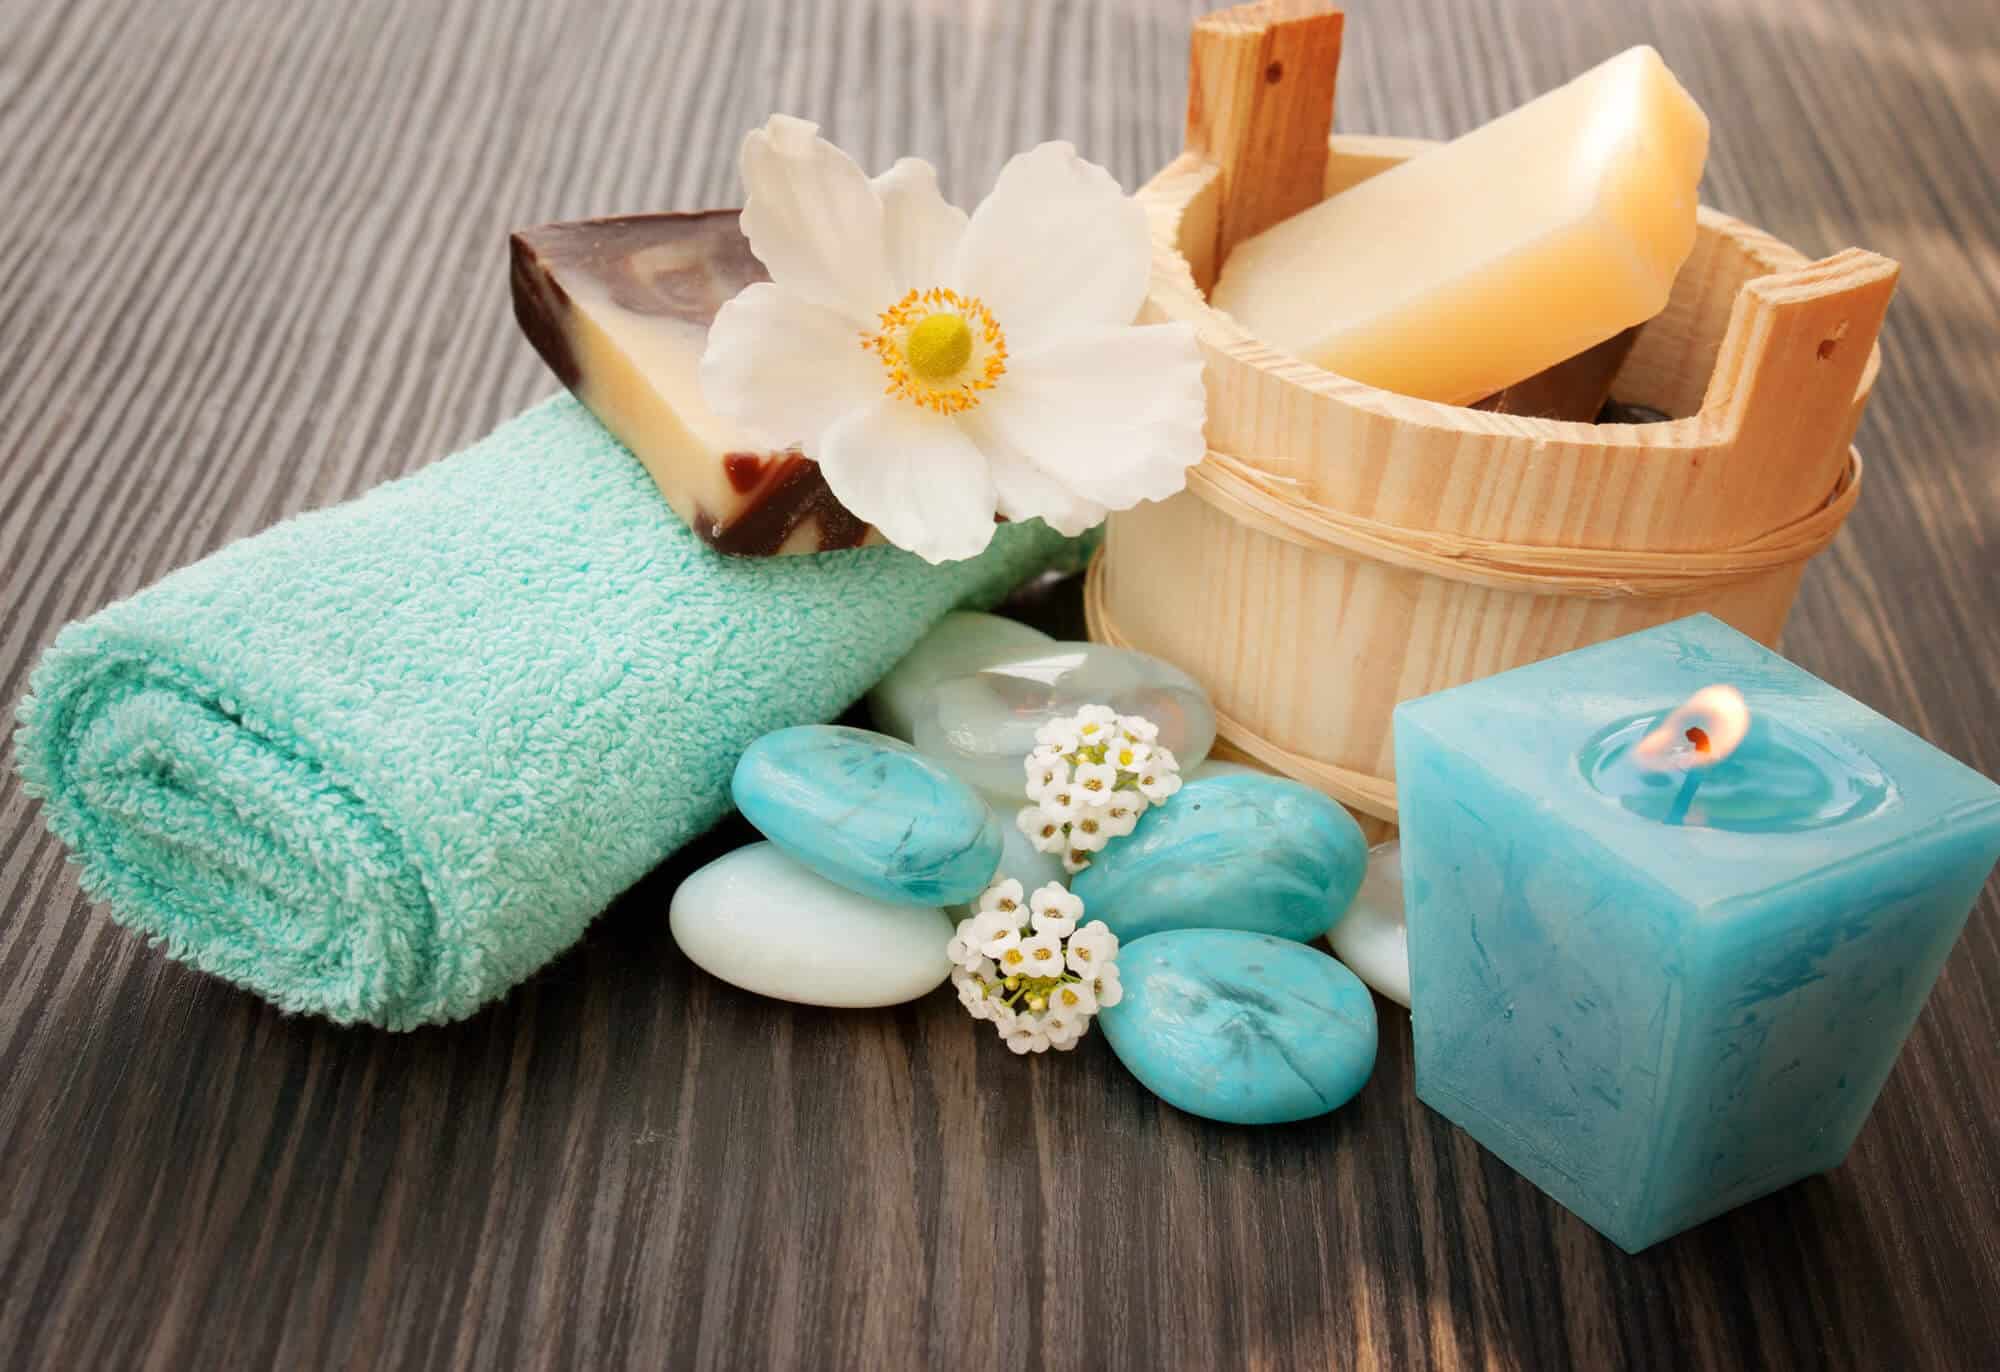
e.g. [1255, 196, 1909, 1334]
[510, 212, 879, 556]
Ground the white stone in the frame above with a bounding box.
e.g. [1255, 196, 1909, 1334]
[670, 842, 954, 1007]
[1327, 839, 1410, 1007]
[867, 612, 1055, 743]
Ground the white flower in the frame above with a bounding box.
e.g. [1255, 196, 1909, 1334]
[1048, 978, 1098, 1018]
[1070, 760, 1119, 807]
[1034, 721, 1082, 753]
[1072, 810, 1118, 850]
[1091, 962, 1123, 1008]
[1099, 805, 1140, 840]
[1106, 737, 1153, 774]
[700, 116, 1207, 564]
[953, 963, 996, 1018]
[1136, 762, 1183, 804]
[1067, 920, 1118, 977]
[946, 919, 988, 972]
[1062, 847, 1093, 876]
[1038, 785, 1083, 826]
[1028, 884, 1084, 937]
[1006, 1014, 1052, 1054]
[976, 877, 1026, 918]
[1151, 747, 1180, 773]
[1018, 805, 1069, 854]
[980, 921, 1027, 972]
[1043, 1005, 1089, 1050]
[1074, 704, 1118, 727]
[1024, 753, 1069, 802]
[1018, 931, 1066, 979]
[989, 1003, 1020, 1034]
[1117, 714, 1160, 743]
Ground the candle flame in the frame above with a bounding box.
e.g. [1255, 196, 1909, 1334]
[1634, 685, 1749, 772]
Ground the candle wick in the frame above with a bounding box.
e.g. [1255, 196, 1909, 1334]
[1665, 768, 1704, 826]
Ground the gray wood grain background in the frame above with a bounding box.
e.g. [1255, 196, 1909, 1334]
[3, 0, 1997, 1367]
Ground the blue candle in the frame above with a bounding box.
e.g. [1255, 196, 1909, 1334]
[1394, 614, 2000, 1252]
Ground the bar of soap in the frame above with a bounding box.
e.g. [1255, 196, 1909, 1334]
[511, 212, 878, 556]
[1209, 46, 1708, 406]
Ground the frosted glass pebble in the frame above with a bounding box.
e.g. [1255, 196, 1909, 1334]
[867, 612, 1055, 742]
[912, 642, 1216, 797]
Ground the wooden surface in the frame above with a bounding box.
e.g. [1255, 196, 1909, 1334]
[2, 0, 1996, 1367]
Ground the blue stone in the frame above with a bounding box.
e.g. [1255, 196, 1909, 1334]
[1071, 775, 1366, 943]
[1101, 930, 1377, 1124]
[731, 725, 1002, 906]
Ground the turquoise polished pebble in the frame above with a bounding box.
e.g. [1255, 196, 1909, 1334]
[732, 725, 1002, 906]
[1071, 775, 1366, 943]
[1101, 929, 1378, 1124]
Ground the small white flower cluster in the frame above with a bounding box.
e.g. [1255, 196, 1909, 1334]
[947, 878, 1122, 1054]
[1015, 705, 1183, 874]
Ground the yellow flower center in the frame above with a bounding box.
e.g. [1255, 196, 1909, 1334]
[863, 287, 1007, 415]
[906, 312, 972, 381]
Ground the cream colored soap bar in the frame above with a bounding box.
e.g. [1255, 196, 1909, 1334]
[1209, 46, 1709, 406]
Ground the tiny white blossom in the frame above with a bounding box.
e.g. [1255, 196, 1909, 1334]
[1035, 720, 1082, 753]
[972, 908, 1023, 951]
[947, 919, 987, 972]
[1024, 753, 1069, 802]
[1092, 962, 1123, 1008]
[1074, 704, 1118, 727]
[976, 878, 1026, 918]
[953, 963, 996, 1018]
[1048, 978, 1098, 1018]
[984, 926, 1029, 974]
[1067, 813, 1109, 852]
[1099, 807, 1140, 840]
[1118, 714, 1160, 743]
[1028, 884, 1084, 937]
[1043, 1005, 1089, 1049]
[1018, 931, 1066, 979]
[989, 1002, 1021, 1034]
[1136, 764, 1183, 804]
[1006, 1014, 1052, 1054]
[1018, 805, 1069, 854]
[1107, 737, 1153, 773]
[1071, 760, 1119, 806]
[1152, 747, 1180, 773]
[1062, 848, 1092, 875]
[1067, 920, 1118, 976]
[1039, 785, 1082, 825]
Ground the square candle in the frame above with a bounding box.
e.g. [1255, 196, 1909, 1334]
[1395, 614, 2000, 1252]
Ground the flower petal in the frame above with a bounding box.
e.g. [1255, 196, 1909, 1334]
[960, 410, 1108, 535]
[815, 400, 999, 563]
[955, 142, 1151, 352]
[738, 115, 894, 322]
[976, 322, 1207, 508]
[700, 282, 880, 450]
[873, 157, 969, 294]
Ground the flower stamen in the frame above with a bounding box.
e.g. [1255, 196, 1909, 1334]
[861, 287, 1008, 416]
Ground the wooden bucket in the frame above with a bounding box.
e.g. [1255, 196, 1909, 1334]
[1084, 0, 1899, 826]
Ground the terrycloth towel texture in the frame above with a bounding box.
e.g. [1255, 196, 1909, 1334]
[15, 395, 1086, 1028]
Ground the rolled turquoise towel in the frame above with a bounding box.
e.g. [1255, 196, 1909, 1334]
[14, 396, 1084, 1028]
